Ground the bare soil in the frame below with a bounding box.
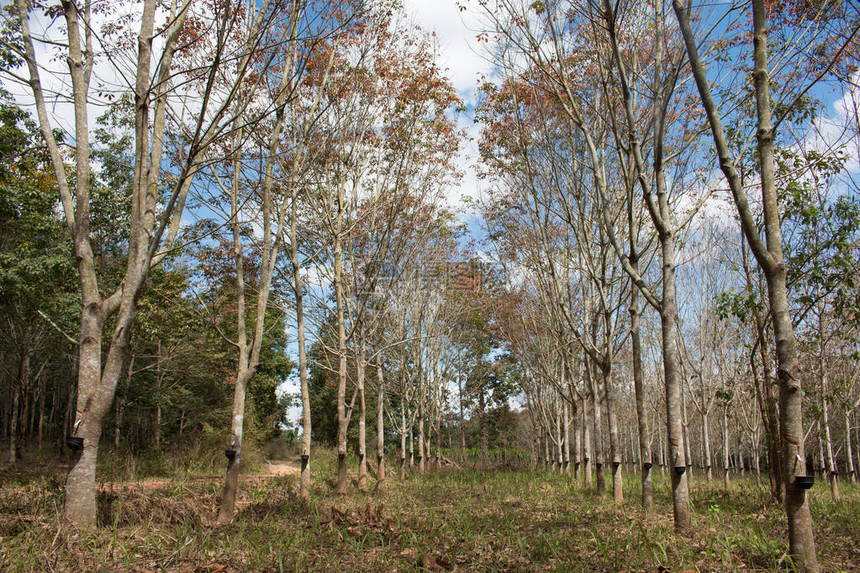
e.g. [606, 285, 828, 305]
[260, 459, 300, 477]
[97, 457, 302, 492]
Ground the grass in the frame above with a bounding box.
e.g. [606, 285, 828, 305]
[1, 453, 858, 572]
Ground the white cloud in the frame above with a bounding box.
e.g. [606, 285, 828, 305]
[402, 0, 492, 106]
[805, 75, 860, 173]
[402, 1, 495, 221]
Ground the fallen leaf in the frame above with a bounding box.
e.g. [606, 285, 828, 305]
[418, 554, 444, 570]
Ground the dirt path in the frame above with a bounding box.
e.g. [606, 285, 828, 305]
[100, 458, 301, 492]
[261, 460, 300, 477]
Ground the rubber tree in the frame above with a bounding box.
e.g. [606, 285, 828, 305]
[585, 0, 726, 529]
[208, 0, 344, 522]
[673, 0, 819, 567]
[475, 0, 704, 519]
[340, 25, 461, 489]
[303, 37, 377, 493]
[9, 0, 280, 528]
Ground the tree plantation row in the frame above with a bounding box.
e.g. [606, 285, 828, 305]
[0, 1, 858, 572]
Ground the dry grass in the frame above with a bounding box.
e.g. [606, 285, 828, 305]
[1, 454, 858, 572]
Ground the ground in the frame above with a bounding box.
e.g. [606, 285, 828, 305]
[263, 460, 300, 478]
[0, 453, 858, 572]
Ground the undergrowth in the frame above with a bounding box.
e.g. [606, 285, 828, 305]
[1, 453, 857, 572]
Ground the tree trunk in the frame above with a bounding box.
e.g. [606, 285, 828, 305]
[819, 340, 839, 500]
[574, 400, 582, 481]
[61, 370, 75, 460]
[702, 400, 712, 482]
[855, 411, 860, 483]
[115, 352, 133, 450]
[589, 362, 605, 496]
[821, 387, 838, 500]
[555, 402, 563, 472]
[434, 417, 442, 472]
[335, 221, 348, 494]
[217, 367, 253, 524]
[418, 405, 425, 474]
[218, 92, 285, 519]
[1, 391, 7, 445]
[9, 388, 19, 465]
[660, 233, 690, 530]
[630, 284, 653, 508]
[11, 327, 31, 465]
[846, 412, 856, 484]
[400, 407, 407, 481]
[816, 429, 824, 477]
[479, 387, 489, 467]
[154, 342, 162, 449]
[682, 381, 693, 477]
[603, 365, 623, 503]
[357, 352, 367, 491]
[425, 421, 432, 471]
[582, 394, 592, 487]
[754, 439, 761, 480]
[65, 308, 111, 528]
[433, 413, 440, 470]
[458, 365, 467, 463]
[543, 433, 550, 470]
[23, 383, 31, 447]
[218, 128, 251, 525]
[376, 363, 386, 487]
[723, 406, 731, 487]
[37, 368, 46, 450]
[290, 184, 311, 499]
[563, 402, 571, 474]
[408, 416, 414, 468]
[297, 300, 311, 498]
[756, 316, 784, 501]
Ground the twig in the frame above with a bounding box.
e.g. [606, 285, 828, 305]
[37, 310, 77, 346]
